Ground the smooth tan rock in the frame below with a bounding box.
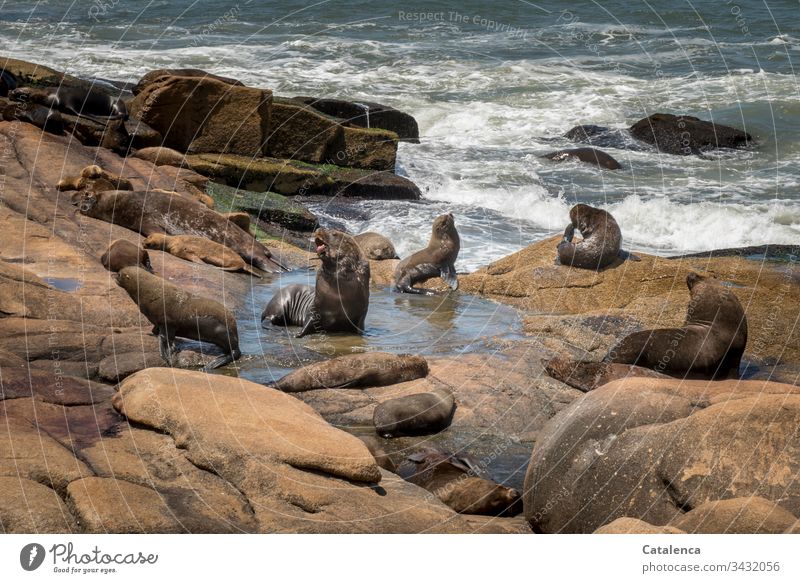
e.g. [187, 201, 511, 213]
[0, 477, 77, 533]
[670, 497, 798, 534]
[595, 517, 684, 534]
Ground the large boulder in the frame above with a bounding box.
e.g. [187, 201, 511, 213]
[129, 75, 272, 156]
[629, 113, 753, 155]
[295, 96, 420, 142]
[524, 377, 800, 533]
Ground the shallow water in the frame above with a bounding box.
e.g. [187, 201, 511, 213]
[43, 277, 84, 292]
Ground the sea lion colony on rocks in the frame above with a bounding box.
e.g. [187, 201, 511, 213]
[2, 59, 788, 532]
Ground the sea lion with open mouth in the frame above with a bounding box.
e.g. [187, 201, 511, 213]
[393, 213, 460, 294]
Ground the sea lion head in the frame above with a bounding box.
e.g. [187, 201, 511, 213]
[73, 191, 99, 214]
[686, 271, 707, 290]
[432, 213, 457, 240]
[142, 233, 169, 250]
[313, 228, 365, 272]
[81, 165, 104, 179]
[569, 204, 596, 235]
[8, 87, 33, 102]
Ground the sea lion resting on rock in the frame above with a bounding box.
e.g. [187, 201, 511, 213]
[57, 164, 133, 192]
[273, 352, 428, 392]
[116, 266, 240, 370]
[542, 147, 622, 170]
[222, 212, 252, 235]
[101, 240, 152, 273]
[397, 448, 523, 516]
[354, 232, 398, 260]
[143, 233, 261, 278]
[606, 272, 748, 380]
[75, 189, 286, 273]
[393, 213, 460, 294]
[373, 387, 455, 437]
[132, 146, 186, 167]
[262, 228, 368, 336]
[557, 203, 638, 270]
[9, 86, 128, 123]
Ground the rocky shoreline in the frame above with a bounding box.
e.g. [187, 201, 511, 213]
[1, 57, 798, 534]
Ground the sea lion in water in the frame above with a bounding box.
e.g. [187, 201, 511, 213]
[142, 233, 261, 277]
[393, 213, 460, 294]
[9, 86, 128, 123]
[353, 232, 398, 260]
[74, 189, 286, 273]
[115, 266, 240, 370]
[261, 284, 315, 329]
[542, 147, 622, 170]
[273, 352, 428, 392]
[557, 203, 637, 270]
[397, 448, 522, 516]
[606, 272, 748, 380]
[57, 164, 133, 192]
[101, 240, 152, 273]
[373, 387, 455, 437]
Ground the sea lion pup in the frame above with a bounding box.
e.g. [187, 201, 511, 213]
[606, 272, 748, 380]
[353, 231, 399, 260]
[142, 233, 261, 278]
[556, 203, 638, 270]
[397, 448, 523, 516]
[115, 266, 240, 370]
[393, 213, 460, 294]
[273, 353, 428, 392]
[56, 164, 133, 192]
[373, 387, 455, 437]
[74, 189, 286, 273]
[9, 86, 128, 122]
[101, 240, 152, 273]
[541, 147, 622, 170]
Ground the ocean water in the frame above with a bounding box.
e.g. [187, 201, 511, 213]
[2, 0, 799, 270]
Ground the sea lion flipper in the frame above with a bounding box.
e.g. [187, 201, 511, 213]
[618, 249, 642, 262]
[440, 263, 458, 290]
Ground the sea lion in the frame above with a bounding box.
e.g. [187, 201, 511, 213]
[115, 266, 240, 370]
[373, 387, 455, 437]
[261, 284, 315, 328]
[142, 233, 261, 277]
[544, 356, 671, 393]
[74, 189, 286, 273]
[393, 213, 460, 294]
[222, 212, 252, 234]
[57, 164, 133, 192]
[273, 352, 428, 392]
[606, 272, 748, 379]
[100, 240, 152, 273]
[397, 448, 522, 516]
[3, 101, 64, 133]
[297, 228, 369, 337]
[353, 232, 398, 260]
[557, 203, 635, 270]
[132, 146, 186, 167]
[9, 86, 127, 123]
[542, 147, 622, 170]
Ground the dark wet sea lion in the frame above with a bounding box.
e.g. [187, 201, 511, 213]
[354, 232, 399, 260]
[393, 213, 460, 294]
[373, 387, 455, 437]
[397, 448, 522, 516]
[557, 203, 632, 270]
[0, 70, 17, 97]
[261, 284, 315, 328]
[273, 352, 428, 392]
[101, 240, 152, 273]
[297, 228, 370, 337]
[606, 272, 748, 379]
[542, 147, 622, 170]
[74, 189, 286, 273]
[143, 233, 261, 277]
[9, 86, 127, 123]
[116, 266, 240, 370]
[544, 356, 671, 393]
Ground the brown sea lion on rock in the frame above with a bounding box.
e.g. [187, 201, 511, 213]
[2, 101, 64, 133]
[544, 356, 671, 393]
[57, 165, 133, 192]
[132, 146, 186, 167]
[142, 233, 261, 277]
[74, 189, 286, 273]
[397, 448, 523, 516]
[557, 203, 636, 270]
[116, 266, 240, 370]
[373, 387, 455, 437]
[606, 272, 748, 379]
[542, 147, 622, 170]
[273, 352, 428, 392]
[9, 86, 127, 123]
[393, 213, 460, 294]
[100, 240, 152, 273]
[354, 231, 398, 260]
[222, 212, 252, 234]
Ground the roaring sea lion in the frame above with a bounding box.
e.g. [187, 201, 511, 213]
[606, 272, 748, 379]
[397, 448, 522, 516]
[557, 203, 637, 270]
[142, 233, 261, 277]
[74, 189, 286, 273]
[542, 147, 622, 170]
[57, 164, 133, 192]
[9, 86, 127, 123]
[393, 213, 460, 294]
[115, 266, 240, 370]
[101, 240, 152, 273]
[353, 232, 398, 260]
[273, 352, 428, 392]
[261, 284, 315, 328]
[373, 387, 455, 437]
